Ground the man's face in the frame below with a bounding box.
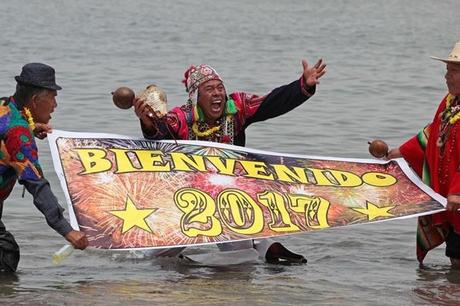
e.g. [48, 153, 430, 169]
[445, 63, 460, 96]
[197, 79, 226, 123]
[31, 89, 57, 124]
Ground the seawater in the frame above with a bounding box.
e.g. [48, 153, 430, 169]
[0, 0, 459, 305]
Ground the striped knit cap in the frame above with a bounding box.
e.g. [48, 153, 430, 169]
[182, 64, 223, 104]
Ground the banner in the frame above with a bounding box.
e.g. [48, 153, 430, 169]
[48, 130, 446, 250]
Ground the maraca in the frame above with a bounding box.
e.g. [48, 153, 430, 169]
[112, 85, 168, 118]
[368, 139, 389, 158]
[112, 87, 135, 109]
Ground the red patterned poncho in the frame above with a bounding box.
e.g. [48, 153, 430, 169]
[400, 94, 460, 263]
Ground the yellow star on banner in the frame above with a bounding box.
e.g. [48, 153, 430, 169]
[109, 196, 157, 234]
[352, 201, 395, 221]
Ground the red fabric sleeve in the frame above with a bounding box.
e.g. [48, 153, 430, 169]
[238, 92, 266, 121]
[399, 135, 425, 177]
[141, 107, 189, 140]
[448, 125, 460, 195]
[448, 172, 460, 195]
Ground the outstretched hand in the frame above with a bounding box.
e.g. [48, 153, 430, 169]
[302, 59, 327, 87]
[34, 123, 53, 139]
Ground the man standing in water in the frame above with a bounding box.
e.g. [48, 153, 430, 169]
[133, 58, 326, 263]
[385, 42, 460, 267]
[0, 63, 88, 272]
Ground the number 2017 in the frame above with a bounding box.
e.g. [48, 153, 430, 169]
[174, 188, 330, 238]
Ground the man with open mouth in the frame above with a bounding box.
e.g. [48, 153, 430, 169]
[134, 59, 326, 264]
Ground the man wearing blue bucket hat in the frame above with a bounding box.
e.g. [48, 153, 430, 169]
[0, 63, 88, 272]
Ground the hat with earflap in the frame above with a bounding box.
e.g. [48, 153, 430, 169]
[182, 64, 223, 104]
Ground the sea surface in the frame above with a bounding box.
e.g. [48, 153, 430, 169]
[0, 0, 459, 305]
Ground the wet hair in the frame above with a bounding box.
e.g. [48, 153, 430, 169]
[13, 83, 48, 109]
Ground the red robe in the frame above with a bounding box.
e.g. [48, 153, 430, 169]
[400, 94, 460, 263]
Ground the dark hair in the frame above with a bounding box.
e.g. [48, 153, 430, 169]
[13, 83, 48, 108]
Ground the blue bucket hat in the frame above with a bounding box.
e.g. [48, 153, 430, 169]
[15, 63, 62, 90]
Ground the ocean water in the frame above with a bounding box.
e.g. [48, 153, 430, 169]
[0, 0, 459, 304]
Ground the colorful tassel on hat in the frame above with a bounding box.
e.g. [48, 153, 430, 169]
[225, 98, 237, 115]
[193, 104, 205, 122]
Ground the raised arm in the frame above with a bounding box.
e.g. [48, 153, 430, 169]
[243, 59, 326, 125]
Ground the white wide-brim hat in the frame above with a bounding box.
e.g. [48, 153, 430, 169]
[431, 41, 460, 64]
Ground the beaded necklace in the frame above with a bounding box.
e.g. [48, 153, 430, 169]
[189, 115, 234, 143]
[192, 121, 221, 137]
[187, 98, 236, 144]
[22, 107, 36, 132]
[437, 94, 459, 185]
[437, 94, 459, 148]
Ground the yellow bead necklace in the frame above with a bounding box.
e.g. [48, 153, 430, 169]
[445, 94, 460, 124]
[191, 121, 221, 137]
[22, 107, 36, 131]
